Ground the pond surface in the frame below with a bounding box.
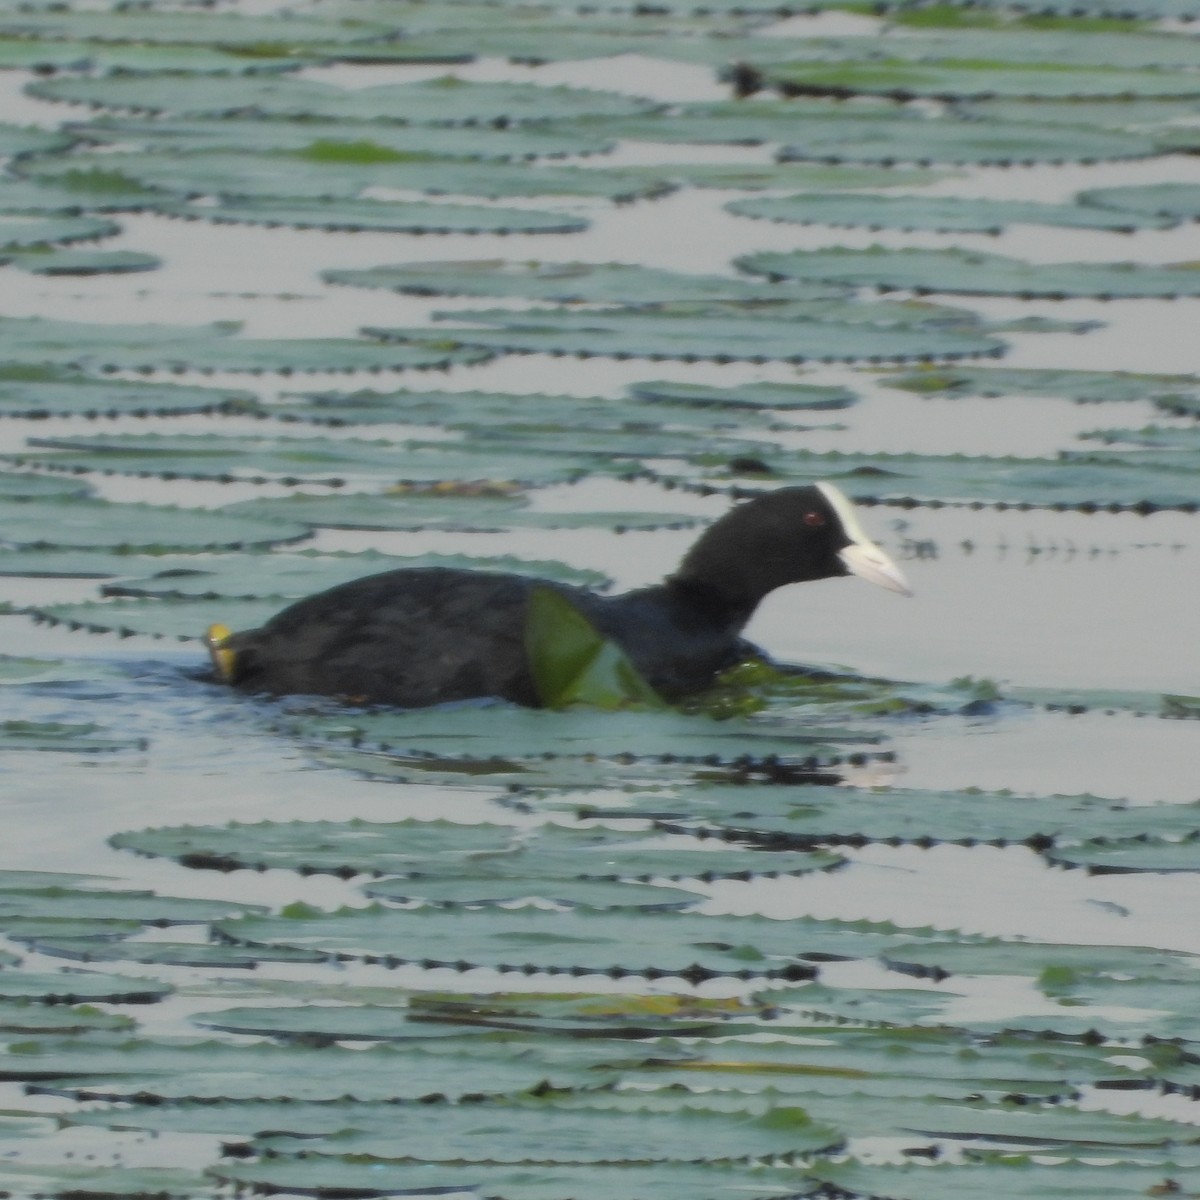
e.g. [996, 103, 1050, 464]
[1, 4, 1200, 1197]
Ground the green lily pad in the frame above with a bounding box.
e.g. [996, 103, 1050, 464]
[0, 496, 309, 551]
[757, 58, 1200, 101]
[883, 365, 1200, 412]
[324, 259, 848, 304]
[67, 1094, 844, 1162]
[0, 1165, 212, 1199]
[216, 902, 947, 982]
[1044, 836, 1200, 874]
[813, 1158, 1198, 1200]
[738, 246, 1200, 299]
[111, 817, 520, 875]
[371, 305, 1005, 364]
[0, 972, 171, 1004]
[6, 432, 632, 487]
[359, 875, 706, 909]
[30, 73, 657, 124]
[0, 122, 71, 159]
[1082, 181, 1200, 223]
[775, 114, 1159, 165]
[0, 313, 489, 374]
[0, 1000, 134, 1035]
[0, 213, 119, 250]
[0, 9, 394, 49]
[166, 195, 589, 235]
[10, 247, 162, 276]
[29, 939, 326, 968]
[727, 192, 1174, 233]
[221, 490, 702, 534]
[0, 470, 91, 499]
[25, 150, 674, 204]
[526, 586, 665, 711]
[208, 1158, 824, 1200]
[266, 385, 785, 439]
[10, 1034, 643, 1101]
[0, 370, 258, 419]
[0, 719, 145, 754]
[70, 116, 615, 160]
[627, 380, 858, 411]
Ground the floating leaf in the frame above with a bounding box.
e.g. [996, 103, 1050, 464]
[1081, 181, 1200, 219]
[222, 490, 702, 534]
[26, 150, 674, 204]
[371, 305, 1005, 364]
[728, 192, 1174, 233]
[111, 818, 519, 876]
[165, 195, 589, 236]
[0, 213, 119, 250]
[0, 370, 257, 419]
[0, 497, 309, 551]
[526, 586, 665, 711]
[0, 1000, 134, 1035]
[324, 259, 848, 304]
[757, 58, 1200, 101]
[0, 972, 171, 1004]
[13, 1035, 641, 1102]
[67, 1093, 844, 1162]
[0, 719, 145, 754]
[738, 246, 1200, 299]
[883, 364, 1200, 413]
[30, 74, 658, 124]
[217, 902, 952, 982]
[10, 247, 162, 276]
[0, 470, 90, 500]
[209, 1158, 826, 1200]
[70, 115, 614, 160]
[627, 380, 858, 411]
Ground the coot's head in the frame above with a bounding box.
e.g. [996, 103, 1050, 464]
[672, 482, 911, 615]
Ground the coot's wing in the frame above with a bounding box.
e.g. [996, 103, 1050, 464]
[220, 568, 543, 706]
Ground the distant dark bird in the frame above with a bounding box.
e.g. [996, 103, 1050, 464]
[207, 483, 910, 708]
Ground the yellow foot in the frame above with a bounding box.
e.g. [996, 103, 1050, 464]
[205, 623, 237, 684]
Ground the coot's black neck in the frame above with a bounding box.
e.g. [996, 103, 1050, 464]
[662, 575, 760, 635]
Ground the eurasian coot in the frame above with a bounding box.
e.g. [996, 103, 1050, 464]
[207, 482, 910, 707]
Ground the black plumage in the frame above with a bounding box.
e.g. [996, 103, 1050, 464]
[209, 483, 909, 707]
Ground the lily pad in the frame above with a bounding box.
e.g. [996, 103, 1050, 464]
[29, 74, 658, 124]
[0, 496, 309, 551]
[738, 246, 1200, 299]
[324, 259, 849, 304]
[217, 902, 950, 982]
[12, 1034, 644, 1101]
[25, 150, 674, 204]
[0, 1165, 212, 1199]
[372, 305, 1005, 364]
[1080, 181, 1200, 220]
[111, 817, 520, 876]
[757, 58, 1200, 101]
[883, 365, 1200, 413]
[0, 212, 119, 250]
[0, 972, 171, 1004]
[221, 490, 703, 534]
[10, 248, 162, 276]
[628, 379, 858, 411]
[165, 195, 589, 236]
[0, 719, 145, 754]
[727, 192, 1174, 233]
[0, 470, 91, 499]
[68, 114, 614, 160]
[0, 370, 258, 419]
[208, 1158, 825, 1200]
[6, 432, 631, 487]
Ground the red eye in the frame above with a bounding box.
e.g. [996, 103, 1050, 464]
[804, 511, 825, 527]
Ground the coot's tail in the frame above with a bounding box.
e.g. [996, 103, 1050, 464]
[206, 623, 238, 684]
